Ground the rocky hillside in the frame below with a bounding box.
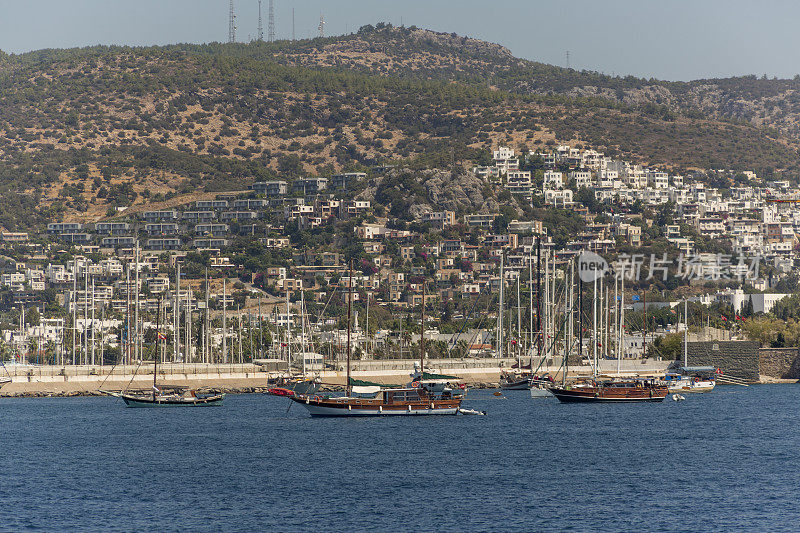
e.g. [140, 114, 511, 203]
[276, 25, 800, 140]
[0, 25, 798, 229]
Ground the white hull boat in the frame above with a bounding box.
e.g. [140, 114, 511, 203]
[667, 379, 715, 393]
[530, 386, 554, 398]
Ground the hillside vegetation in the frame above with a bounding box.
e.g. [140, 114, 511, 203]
[0, 25, 798, 229]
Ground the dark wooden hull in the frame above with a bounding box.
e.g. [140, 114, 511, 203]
[120, 393, 225, 407]
[290, 395, 463, 416]
[500, 377, 530, 390]
[549, 385, 668, 403]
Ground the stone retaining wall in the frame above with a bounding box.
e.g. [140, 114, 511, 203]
[758, 348, 800, 379]
[687, 341, 760, 381]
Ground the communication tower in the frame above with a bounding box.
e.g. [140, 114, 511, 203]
[318, 13, 325, 38]
[228, 0, 236, 43]
[268, 0, 275, 42]
[257, 0, 263, 41]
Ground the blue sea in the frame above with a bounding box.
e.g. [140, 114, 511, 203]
[2, 386, 799, 532]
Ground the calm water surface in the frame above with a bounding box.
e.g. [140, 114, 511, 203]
[1, 386, 800, 532]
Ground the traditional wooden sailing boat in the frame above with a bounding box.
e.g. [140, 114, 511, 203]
[548, 378, 668, 403]
[548, 260, 668, 403]
[117, 296, 224, 407]
[290, 268, 463, 417]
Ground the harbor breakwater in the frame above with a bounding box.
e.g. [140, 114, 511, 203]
[0, 357, 672, 397]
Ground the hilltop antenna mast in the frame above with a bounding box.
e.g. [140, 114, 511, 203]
[566, 50, 570, 69]
[228, 0, 236, 43]
[268, 0, 275, 42]
[292, 7, 295, 40]
[257, 0, 263, 41]
[318, 13, 325, 38]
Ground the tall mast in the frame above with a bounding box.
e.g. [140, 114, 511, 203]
[564, 260, 574, 385]
[175, 262, 180, 363]
[600, 282, 605, 360]
[643, 291, 647, 358]
[620, 276, 625, 365]
[365, 291, 369, 356]
[536, 238, 541, 362]
[72, 259, 77, 365]
[300, 290, 306, 376]
[154, 296, 161, 399]
[605, 283, 610, 361]
[249, 311, 254, 362]
[592, 274, 598, 378]
[516, 276, 522, 365]
[223, 278, 227, 364]
[91, 274, 95, 366]
[420, 281, 425, 381]
[578, 264, 582, 366]
[346, 261, 353, 395]
[498, 253, 504, 359]
[285, 280, 290, 368]
[684, 298, 688, 368]
[100, 297, 105, 366]
[204, 268, 209, 364]
[135, 241, 140, 364]
[186, 287, 191, 363]
[544, 251, 549, 361]
[126, 263, 131, 365]
[528, 245, 534, 363]
[616, 275, 621, 374]
[258, 295, 263, 358]
[84, 262, 88, 364]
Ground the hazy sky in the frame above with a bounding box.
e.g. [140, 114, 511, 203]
[1, 0, 798, 81]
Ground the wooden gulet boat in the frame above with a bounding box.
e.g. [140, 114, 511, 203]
[290, 269, 464, 416]
[548, 263, 668, 404]
[548, 379, 669, 403]
[117, 296, 224, 407]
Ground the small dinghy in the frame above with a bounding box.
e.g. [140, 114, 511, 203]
[457, 408, 486, 416]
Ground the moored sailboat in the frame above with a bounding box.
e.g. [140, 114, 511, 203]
[663, 300, 716, 393]
[548, 378, 668, 403]
[548, 254, 668, 403]
[290, 268, 464, 417]
[117, 297, 224, 407]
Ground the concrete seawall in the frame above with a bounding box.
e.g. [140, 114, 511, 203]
[0, 358, 672, 396]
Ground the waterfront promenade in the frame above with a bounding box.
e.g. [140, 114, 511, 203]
[0, 358, 672, 396]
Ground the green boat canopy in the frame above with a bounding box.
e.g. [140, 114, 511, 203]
[348, 377, 391, 388]
[420, 371, 461, 380]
